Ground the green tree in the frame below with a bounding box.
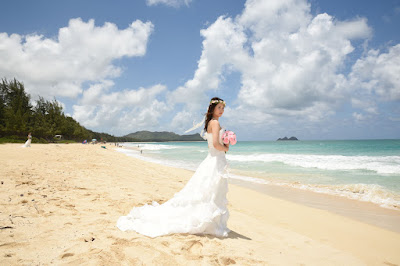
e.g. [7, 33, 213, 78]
[0, 77, 133, 143]
[0, 78, 32, 136]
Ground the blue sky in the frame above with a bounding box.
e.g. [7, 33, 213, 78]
[0, 0, 399, 140]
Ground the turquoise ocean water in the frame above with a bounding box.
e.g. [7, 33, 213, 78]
[117, 139, 400, 210]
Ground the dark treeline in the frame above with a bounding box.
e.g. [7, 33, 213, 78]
[0, 78, 134, 143]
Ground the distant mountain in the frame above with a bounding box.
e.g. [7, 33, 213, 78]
[277, 136, 299, 141]
[123, 131, 205, 142]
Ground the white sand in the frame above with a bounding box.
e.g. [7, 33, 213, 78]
[1, 143, 399, 265]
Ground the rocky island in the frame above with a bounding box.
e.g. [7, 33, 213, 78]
[277, 136, 299, 141]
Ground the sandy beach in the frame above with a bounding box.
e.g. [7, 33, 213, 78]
[1, 143, 400, 265]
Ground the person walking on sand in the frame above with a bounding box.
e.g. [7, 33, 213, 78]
[117, 97, 231, 238]
[22, 132, 32, 148]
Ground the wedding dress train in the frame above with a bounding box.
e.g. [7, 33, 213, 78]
[116, 128, 230, 238]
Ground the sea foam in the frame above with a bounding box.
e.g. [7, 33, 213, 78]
[227, 173, 400, 210]
[227, 153, 400, 175]
[124, 143, 181, 151]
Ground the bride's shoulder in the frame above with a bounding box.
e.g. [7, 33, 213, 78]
[209, 119, 220, 126]
[208, 120, 220, 130]
[207, 119, 220, 134]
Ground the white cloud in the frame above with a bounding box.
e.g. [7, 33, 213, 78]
[146, 0, 192, 8]
[352, 112, 366, 122]
[238, 0, 312, 38]
[169, 0, 374, 132]
[167, 16, 248, 112]
[343, 44, 400, 123]
[1, 0, 397, 138]
[72, 82, 170, 135]
[0, 18, 153, 99]
[349, 44, 400, 101]
[237, 9, 371, 114]
[170, 110, 197, 131]
[351, 98, 378, 115]
[334, 18, 372, 39]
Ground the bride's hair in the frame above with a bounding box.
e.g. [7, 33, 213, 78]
[204, 97, 224, 132]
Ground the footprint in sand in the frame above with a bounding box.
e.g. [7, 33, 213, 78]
[383, 261, 398, 266]
[181, 240, 203, 254]
[161, 241, 170, 247]
[61, 253, 74, 259]
[218, 257, 237, 265]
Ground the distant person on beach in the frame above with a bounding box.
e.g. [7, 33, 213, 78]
[22, 133, 32, 148]
[117, 97, 230, 238]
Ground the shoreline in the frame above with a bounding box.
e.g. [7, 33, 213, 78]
[229, 178, 400, 233]
[1, 143, 400, 265]
[118, 144, 400, 213]
[118, 144, 400, 233]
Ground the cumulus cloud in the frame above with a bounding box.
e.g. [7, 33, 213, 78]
[167, 16, 248, 111]
[345, 44, 400, 122]
[0, 17, 173, 134]
[169, 0, 375, 132]
[170, 110, 198, 132]
[146, 0, 192, 8]
[236, 12, 370, 112]
[349, 44, 400, 101]
[73, 81, 170, 134]
[0, 18, 153, 99]
[2, 0, 398, 137]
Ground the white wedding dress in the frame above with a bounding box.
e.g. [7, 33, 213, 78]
[116, 128, 230, 238]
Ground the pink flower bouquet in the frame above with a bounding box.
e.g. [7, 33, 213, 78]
[222, 130, 237, 145]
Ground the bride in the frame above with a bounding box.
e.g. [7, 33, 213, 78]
[117, 97, 231, 238]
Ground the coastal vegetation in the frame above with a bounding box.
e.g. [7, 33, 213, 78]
[0, 78, 202, 143]
[124, 131, 203, 142]
[0, 78, 120, 143]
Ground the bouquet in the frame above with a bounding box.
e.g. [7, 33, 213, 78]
[222, 130, 237, 145]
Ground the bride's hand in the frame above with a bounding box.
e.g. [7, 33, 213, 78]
[224, 143, 229, 152]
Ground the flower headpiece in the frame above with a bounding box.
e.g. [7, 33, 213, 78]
[210, 99, 226, 106]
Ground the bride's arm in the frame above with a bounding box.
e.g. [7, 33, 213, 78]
[209, 120, 229, 152]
